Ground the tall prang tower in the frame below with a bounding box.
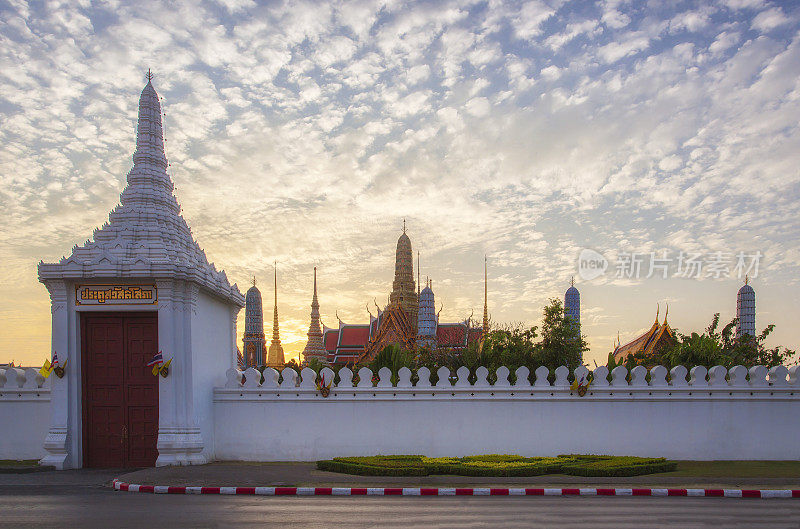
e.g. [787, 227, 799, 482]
[242, 278, 267, 367]
[417, 279, 437, 347]
[266, 264, 285, 367]
[564, 277, 581, 362]
[302, 267, 328, 365]
[389, 221, 418, 334]
[736, 276, 756, 338]
[564, 276, 580, 327]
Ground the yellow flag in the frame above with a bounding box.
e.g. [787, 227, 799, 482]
[152, 365, 161, 376]
[162, 358, 172, 370]
[39, 359, 52, 378]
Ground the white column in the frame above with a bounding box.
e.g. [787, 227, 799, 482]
[155, 279, 205, 466]
[40, 280, 70, 469]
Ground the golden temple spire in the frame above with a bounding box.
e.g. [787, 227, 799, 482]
[266, 261, 284, 367]
[664, 302, 669, 325]
[417, 251, 420, 296]
[655, 303, 660, 324]
[482, 255, 489, 333]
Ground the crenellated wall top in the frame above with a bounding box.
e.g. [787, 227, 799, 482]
[215, 364, 800, 401]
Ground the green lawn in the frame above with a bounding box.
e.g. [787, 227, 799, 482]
[668, 461, 800, 478]
[0, 460, 39, 467]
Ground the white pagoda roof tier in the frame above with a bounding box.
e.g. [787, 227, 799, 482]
[38, 76, 244, 307]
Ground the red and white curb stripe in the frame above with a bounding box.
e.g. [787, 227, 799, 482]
[111, 480, 800, 498]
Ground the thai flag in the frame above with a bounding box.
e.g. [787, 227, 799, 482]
[51, 351, 59, 367]
[146, 351, 163, 367]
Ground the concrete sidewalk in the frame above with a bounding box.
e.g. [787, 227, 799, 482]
[116, 462, 800, 490]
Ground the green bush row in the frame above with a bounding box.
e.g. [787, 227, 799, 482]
[316, 459, 429, 476]
[316, 454, 676, 478]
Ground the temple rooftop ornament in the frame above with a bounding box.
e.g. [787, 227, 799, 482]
[37, 72, 244, 305]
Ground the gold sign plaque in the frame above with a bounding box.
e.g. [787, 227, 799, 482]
[75, 285, 157, 306]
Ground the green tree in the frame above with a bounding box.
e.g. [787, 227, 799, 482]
[534, 298, 588, 372]
[478, 323, 539, 380]
[361, 345, 414, 384]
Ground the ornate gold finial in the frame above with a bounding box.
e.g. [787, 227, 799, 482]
[252, 275, 257, 287]
[571, 276, 575, 287]
[146, 68, 154, 81]
[655, 303, 660, 323]
[745, 274, 749, 285]
[483, 255, 489, 332]
[403, 218, 406, 233]
[664, 302, 669, 325]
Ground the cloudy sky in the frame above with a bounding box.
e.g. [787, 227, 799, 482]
[1, 0, 799, 367]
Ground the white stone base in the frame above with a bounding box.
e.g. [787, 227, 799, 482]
[40, 427, 69, 470]
[156, 426, 207, 466]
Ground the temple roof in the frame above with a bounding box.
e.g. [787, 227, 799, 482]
[338, 325, 371, 348]
[436, 323, 468, 348]
[38, 75, 244, 306]
[613, 310, 676, 361]
[323, 329, 339, 353]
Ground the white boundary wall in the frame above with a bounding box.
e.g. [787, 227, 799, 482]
[214, 364, 800, 461]
[0, 368, 51, 460]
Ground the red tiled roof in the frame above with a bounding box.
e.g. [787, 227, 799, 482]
[467, 328, 484, 343]
[324, 330, 339, 353]
[437, 324, 467, 348]
[339, 325, 371, 347]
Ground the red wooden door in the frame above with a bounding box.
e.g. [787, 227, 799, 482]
[82, 313, 159, 467]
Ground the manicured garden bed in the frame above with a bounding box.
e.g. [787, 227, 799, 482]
[316, 454, 677, 477]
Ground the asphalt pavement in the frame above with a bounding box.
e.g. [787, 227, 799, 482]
[0, 467, 798, 528]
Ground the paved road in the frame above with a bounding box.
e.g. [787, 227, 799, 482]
[1, 479, 799, 529]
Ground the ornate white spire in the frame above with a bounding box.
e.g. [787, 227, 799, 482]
[38, 72, 244, 306]
[302, 267, 328, 364]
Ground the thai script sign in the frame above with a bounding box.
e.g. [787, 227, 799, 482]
[75, 285, 157, 306]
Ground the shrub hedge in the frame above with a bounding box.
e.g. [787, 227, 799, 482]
[316, 454, 676, 477]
